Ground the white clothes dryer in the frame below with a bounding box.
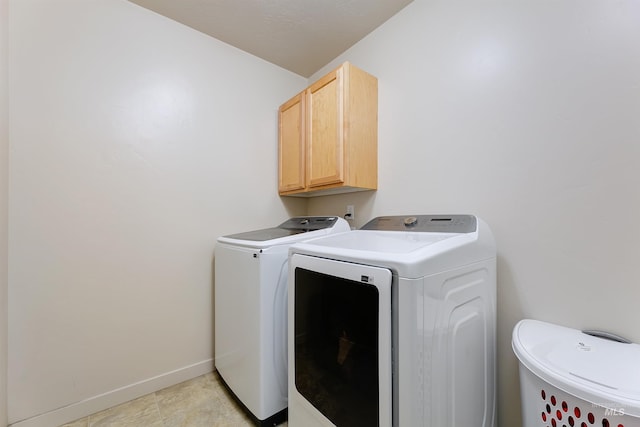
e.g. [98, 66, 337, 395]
[287, 215, 497, 427]
[215, 216, 350, 425]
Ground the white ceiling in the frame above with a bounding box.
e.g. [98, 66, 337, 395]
[128, 0, 413, 77]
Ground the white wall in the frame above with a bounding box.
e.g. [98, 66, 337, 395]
[308, 0, 640, 425]
[8, 0, 306, 425]
[1, 0, 9, 424]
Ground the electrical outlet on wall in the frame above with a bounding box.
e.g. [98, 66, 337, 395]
[345, 205, 355, 221]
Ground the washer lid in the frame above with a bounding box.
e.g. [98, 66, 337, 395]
[512, 319, 640, 416]
[223, 217, 341, 241]
[217, 216, 350, 249]
[224, 227, 304, 241]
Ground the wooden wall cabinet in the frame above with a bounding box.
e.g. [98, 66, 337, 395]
[278, 62, 378, 197]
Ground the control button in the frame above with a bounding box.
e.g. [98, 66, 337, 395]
[300, 219, 309, 225]
[404, 216, 418, 226]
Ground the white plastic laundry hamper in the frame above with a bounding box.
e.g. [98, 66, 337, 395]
[513, 319, 640, 427]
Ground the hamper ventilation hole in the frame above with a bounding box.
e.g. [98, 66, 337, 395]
[538, 390, 626, 427]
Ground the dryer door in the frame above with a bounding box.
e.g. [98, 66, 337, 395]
[288, 254, 392, 427]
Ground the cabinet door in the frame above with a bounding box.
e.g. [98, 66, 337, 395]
[278, 92, 305, 193]
[307, 67, 344, 188]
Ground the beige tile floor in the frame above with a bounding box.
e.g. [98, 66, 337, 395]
[59, 371, 288, 427]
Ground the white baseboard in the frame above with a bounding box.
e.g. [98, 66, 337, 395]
[9, 359, 214, 427]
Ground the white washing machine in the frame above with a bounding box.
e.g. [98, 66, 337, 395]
[287, 214, 497, 427]
[215, 216, 350, 425]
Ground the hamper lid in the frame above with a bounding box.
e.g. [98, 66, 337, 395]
[512, 319, 640, 417]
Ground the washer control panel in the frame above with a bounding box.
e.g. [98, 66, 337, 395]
[361, 215, 477, 233]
